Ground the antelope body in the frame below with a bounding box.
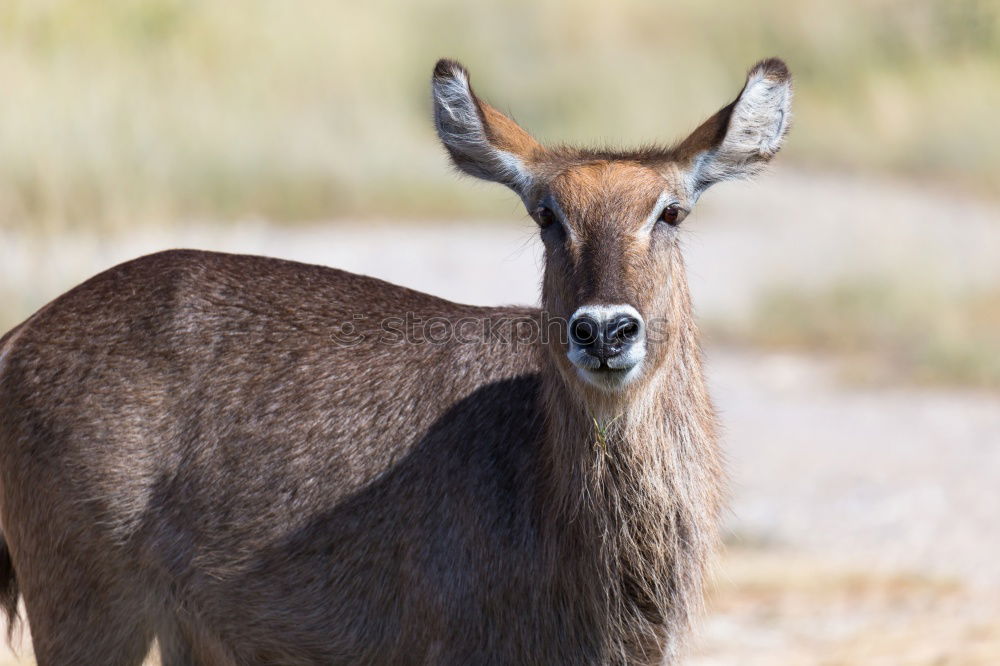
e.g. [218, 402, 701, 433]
[0, 59, 791, 665]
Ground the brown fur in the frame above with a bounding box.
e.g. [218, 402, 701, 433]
[0, 58, 790, 665]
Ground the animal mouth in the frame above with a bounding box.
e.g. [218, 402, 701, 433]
[592, 362, 632, 375]
[573, 358, 643, 390]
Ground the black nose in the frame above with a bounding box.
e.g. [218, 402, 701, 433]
[606, 314, 642, 347]
[569, 315, 601, 348]
[569, 312, 643, 361]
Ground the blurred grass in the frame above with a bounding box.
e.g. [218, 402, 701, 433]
[0, 0, 998, 232]
[714, 280, 1000, 390]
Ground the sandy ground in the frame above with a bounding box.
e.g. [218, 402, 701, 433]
[1, 168, 998, 663]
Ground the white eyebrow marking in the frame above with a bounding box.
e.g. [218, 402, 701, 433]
[639, 190, 675, 237]
[539, 194, 580, 244]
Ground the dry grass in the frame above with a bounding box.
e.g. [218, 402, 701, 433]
[1, 0, 998, 231]
[711, 280, 1000, 390]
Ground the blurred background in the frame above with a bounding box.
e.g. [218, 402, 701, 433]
[2, 0, 999, 663]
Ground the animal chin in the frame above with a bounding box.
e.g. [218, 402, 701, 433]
[575, 363, 642, 391]
[567, 341, 646, 391]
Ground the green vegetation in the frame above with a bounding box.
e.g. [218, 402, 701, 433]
[1, 0, 998, 231]
[717, 280, 1000, 390]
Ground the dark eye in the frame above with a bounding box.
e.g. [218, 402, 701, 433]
[532, 205, 557, 229]
[658, 204, 686, 227]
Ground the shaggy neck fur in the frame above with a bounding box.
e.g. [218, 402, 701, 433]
[535, 266, 723, 665]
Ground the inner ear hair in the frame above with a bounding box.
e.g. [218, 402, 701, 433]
[673, 58, 793, 195]
[431, 59, 543, 194]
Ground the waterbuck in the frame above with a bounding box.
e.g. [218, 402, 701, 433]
[0, 58, 791, 665]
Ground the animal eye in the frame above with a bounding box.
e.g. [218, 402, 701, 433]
[658, 204, 686, 227]
[533, 206, 557, 229]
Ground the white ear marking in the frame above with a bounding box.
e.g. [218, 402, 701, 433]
[432, 62, 534, 192]
[729, 66, 793, 157]
[681, 59, 793, 196]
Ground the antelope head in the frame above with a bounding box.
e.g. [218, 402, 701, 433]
[432, 58, 792, 395]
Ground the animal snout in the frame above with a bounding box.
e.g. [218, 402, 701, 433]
[567, 305, 646, 378]
[569, 312, 642, 359]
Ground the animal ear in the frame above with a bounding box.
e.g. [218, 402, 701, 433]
[674, 58, 792, 197]
[432, 59, 543, 195]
